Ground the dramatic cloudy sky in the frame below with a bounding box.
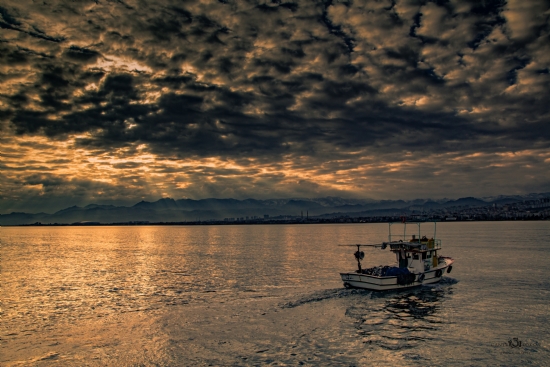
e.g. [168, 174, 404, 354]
[1, 0, 549, 213]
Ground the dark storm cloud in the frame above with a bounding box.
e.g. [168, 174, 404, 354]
[63, 45, 101, 62]
[0, 5, 65, 43]
[1, 0, 549, 211]
[2, 2, 549, 155]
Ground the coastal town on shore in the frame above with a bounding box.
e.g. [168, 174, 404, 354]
[19, 197, 550, 226]
[222, 197, 550, 224]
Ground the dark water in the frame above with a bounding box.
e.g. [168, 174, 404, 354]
[1, 222, 548, 366]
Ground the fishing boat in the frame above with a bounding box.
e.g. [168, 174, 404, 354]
[340, 221, 454, 291]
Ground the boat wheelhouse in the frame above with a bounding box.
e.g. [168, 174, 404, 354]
[340, 221, 454, 291]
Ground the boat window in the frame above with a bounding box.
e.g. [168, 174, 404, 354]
[422, 252, 427, 260]
[427, 252, 432, 258]
[413, 254, 419, 260]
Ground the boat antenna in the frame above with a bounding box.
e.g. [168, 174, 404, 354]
[354, 244, 364, 273]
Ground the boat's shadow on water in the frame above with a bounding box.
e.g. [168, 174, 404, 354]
[281, 278, 458, 355]
[281, 277, 458, 308]
[348, 277, 459, 353]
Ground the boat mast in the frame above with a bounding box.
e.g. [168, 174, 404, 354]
[355, 245, 362, 272]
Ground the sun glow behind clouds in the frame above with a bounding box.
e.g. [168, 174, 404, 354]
[2, 129, 549, 213]
[93, 56, 153, 74]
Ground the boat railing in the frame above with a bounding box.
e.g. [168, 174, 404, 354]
[388, 221, 442, 249]
[388, 233, 407, 242]
[388, 239, 441, 251]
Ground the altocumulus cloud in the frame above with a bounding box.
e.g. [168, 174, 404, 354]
[0, 0, 549, 213]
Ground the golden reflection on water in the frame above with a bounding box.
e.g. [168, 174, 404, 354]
[2, 224, 390, 340]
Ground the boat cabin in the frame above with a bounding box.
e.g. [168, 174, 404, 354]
[386, 222, 442, 273]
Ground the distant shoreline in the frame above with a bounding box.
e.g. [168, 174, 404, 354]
[3, 195, 548, 226]
[3, 217, 549, 227]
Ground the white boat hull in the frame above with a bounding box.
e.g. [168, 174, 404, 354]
[340, 261, 454, 291]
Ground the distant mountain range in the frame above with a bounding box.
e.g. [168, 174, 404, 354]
[1, 193, 548, 225]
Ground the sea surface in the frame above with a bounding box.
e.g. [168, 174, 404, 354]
[1, 222, 549, 366]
